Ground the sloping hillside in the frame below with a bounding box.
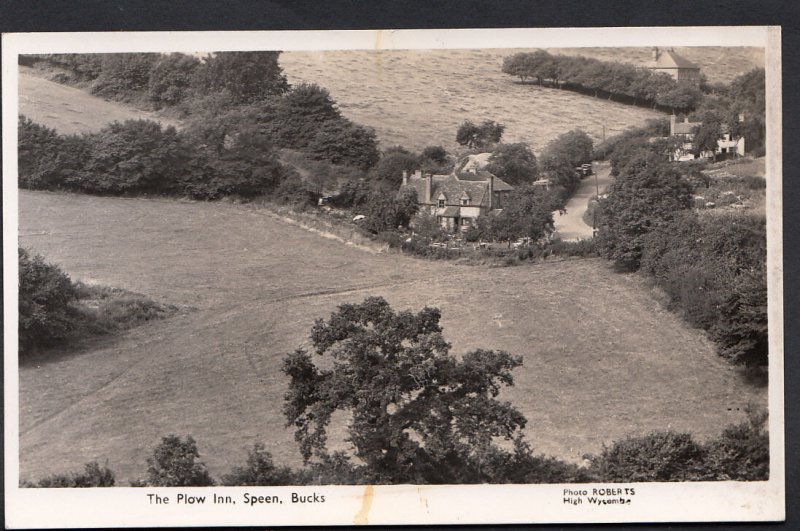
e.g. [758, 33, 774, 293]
[18, 190, 765, 483]
[280, 49, 664, 153]
[18, 67, 180, 135]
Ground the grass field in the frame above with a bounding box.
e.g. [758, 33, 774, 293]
[279, 47, 763, 152]
[18, 67, 181, 135]
[18, 190, 766, 484]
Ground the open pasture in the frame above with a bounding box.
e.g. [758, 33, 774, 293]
[18, 190, 765, 483]
[280, 49, 664, 153]
[279, 47, 762, 153]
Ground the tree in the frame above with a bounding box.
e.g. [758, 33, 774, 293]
[282, 297, 526, 483]
[90, 53, 160, 99]
[147, 53, 202, 108]
[542, 129, 594, 168]
[692, 111, 723, 160]
[222, 444, 297, 486]
[272, 83, 342, 149]
[485, 143, 539, 186]
[456, 120, 505, 149]
[306, 120, 380, 170]
[144, 435, 214, 486]
[199, 51, 289, 104]
[369, 150, 419, 187]
[18, 248, 78, 355]
[488, 185, 555, 242]
[596, 151, 692, 270]
[359, 189, 419, 234]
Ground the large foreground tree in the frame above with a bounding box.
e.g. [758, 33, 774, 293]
[282, 297, 526, 483]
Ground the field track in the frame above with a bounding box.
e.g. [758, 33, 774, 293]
[18, 190, 765, 483]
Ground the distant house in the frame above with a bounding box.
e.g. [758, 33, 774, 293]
[667, 114, 745, 161]
[400, 167, 513, 232]
[650, 47, 701, 85]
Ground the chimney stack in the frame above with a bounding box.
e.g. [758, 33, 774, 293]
[414, 169, 422, 179]
[402, 170, 408, 186]
[670, 114, 676, 136]
[425, 173, 432, 204]
[488, 174, 494, 210]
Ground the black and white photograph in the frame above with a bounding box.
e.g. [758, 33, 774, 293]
[2, 27, 784, 527]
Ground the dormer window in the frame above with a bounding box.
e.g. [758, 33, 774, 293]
[437, 192, 447, 208]
[460, 191, 471, 206]
[438, 199, 446, 207]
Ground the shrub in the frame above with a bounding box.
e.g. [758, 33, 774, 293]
[143, 435, 214, 487]
[222, 444, 297, 486]
[29, 462, 115, 488]
[587, 431, 708, 482]
[18, 248, 78, 354]
[18, 116, 92, 191]
[76, 120, 189, 194]
[703, 405, 769, 480]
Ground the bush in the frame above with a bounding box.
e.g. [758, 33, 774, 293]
[76, 120, 189, 194]
[640, 213, 767, 366]
[29, 462, 115, 488]
[587, 431, 708, 482]
[18, 248, 78, 354]
[703, 405, 769, 480]
[18, 116, 92, 191]
[143, 435, 214, 487]
[222, 444, 298, 486]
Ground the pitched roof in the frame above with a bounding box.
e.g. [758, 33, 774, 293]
[401, 171, 513, 207]
[654, 49, 699, 70]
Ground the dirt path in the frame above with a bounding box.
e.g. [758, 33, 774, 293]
[553, 162, 612, 241]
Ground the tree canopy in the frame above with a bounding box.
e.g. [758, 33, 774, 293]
[485, 143, 539, 186]
[456, 120, 505, 149]
[282, 297, 526, 483]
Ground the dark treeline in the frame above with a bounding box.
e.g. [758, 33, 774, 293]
[595, 126, 767, 369]
[502, 50, 704, 113]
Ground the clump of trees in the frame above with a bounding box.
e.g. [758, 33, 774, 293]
[456, 120, 505, 149]
[18, 116, 298, 200]
[595, 129, 767, 368]
[22, 53, 382, 186]
[501, 50, 704, 113]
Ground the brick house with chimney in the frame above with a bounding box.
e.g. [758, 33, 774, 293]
[650, 47, 701, 85]
[400, 168, 513, 232]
